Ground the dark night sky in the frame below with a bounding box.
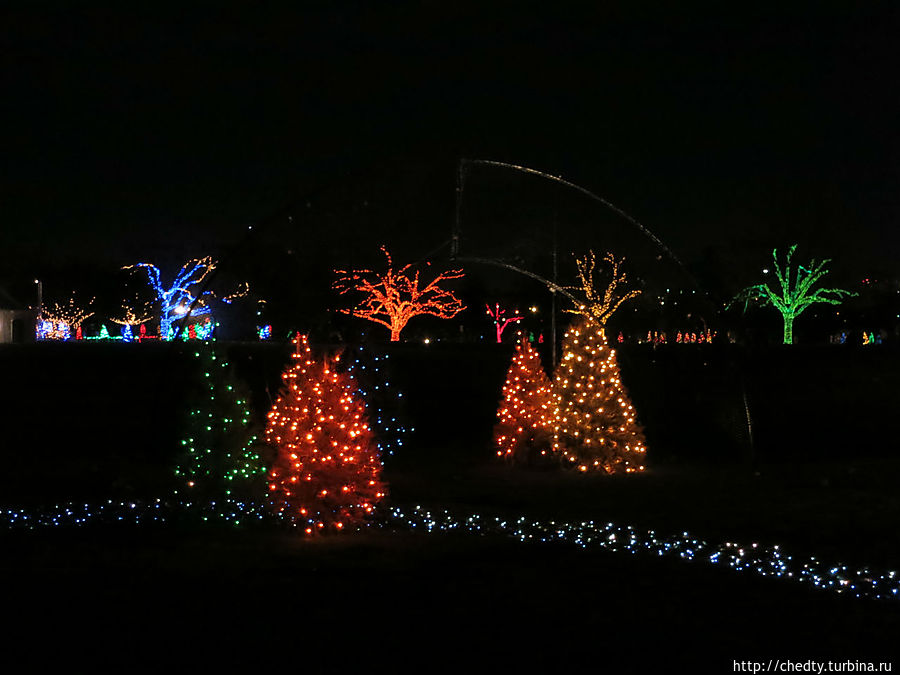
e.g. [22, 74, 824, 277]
[1, 2, 897, 304]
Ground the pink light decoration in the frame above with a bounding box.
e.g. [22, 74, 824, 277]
[485, 303, 523, 343]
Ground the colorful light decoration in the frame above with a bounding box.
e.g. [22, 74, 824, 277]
[333, 246, 465, 341]
[258, 325, 272, 341]
[563, 251, 641, 341]
[266, 334, 387, 533]
[549, 317, 647, 473]
[122, 257, 217, 340]
[731, 245, 856, 345]
[111, 298, 154, 340]
[175, 347, 268, 505]
[37, 295, 95, 340]
[493, 337, 554, 463]
[485, 303, 523, 343]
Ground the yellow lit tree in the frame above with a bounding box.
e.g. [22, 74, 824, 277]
[493, 337, 554, 464]
[550, 316, 647, 473]
[333, 247, 465, 341]
[563, 251, 641, 340]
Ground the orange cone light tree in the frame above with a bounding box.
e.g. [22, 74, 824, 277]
[266, 334, 386, 534]
[492, 251, 647, 473]
[334, 247, 465, 341]
[493, 337, 554, 463]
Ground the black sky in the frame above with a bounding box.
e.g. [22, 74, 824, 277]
[1, 2, 897, 296]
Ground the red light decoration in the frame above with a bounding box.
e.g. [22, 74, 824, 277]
[333, 247, 465, 341]
[266, 334, 387, 533]
[485, 303, 523, 343]
[549, 316, 647, 474]
[493, 337, 554, 463]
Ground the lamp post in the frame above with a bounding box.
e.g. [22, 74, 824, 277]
[34, 279, 42, 319]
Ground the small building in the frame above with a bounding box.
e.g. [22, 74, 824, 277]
[0, 287, 36, 343]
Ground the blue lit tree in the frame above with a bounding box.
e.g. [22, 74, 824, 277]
[122, 257, 234, 339]
[731, 245, 856, 345]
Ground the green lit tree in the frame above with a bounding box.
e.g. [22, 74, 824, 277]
[731, 245, 856, 345]
[176, 346, 269, 502]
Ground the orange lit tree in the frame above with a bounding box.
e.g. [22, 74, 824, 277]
[550, 316, 647, 473]
[333, 247, 465, 341]
[266, 334, 387, 534]
[493, 337, 554, 464]
[564, 251, 641, 341]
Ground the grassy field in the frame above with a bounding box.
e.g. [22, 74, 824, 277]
[2, 341, 899, 670]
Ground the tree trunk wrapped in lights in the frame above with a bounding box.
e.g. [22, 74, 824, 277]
[266, 334, 386, 534]
[550, 317, 647, 473]
[493, 337, 554, 464]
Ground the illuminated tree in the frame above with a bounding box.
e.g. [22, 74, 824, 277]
[122, 257, 247, 340]
[563, 251, 641, 340]
[493, 337, 554, 463]
[176, 347, 268, 503]
[266, 335, 386, 534]
[40, 295, 95, 339]
[333, 247, 465, 341]
[110, 297, 154, 340]
[486, 303, 523, 343]
[731, 245, 857, 345]
[550, 316, 647, 473]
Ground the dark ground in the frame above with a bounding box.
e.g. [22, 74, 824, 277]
[1, 341, 898, 671]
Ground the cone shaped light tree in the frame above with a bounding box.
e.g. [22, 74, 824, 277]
[731, 245, 856, 345]
[493, 337, 554, 463]
[266, 334, 386, 534]
[550, 251, 647, 473]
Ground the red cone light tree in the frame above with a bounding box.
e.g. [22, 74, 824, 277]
[266, 334, 386, 534]
[493, 337, 554, 463]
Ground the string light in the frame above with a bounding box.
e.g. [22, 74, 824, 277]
[266, 334, 387, 533]
[385, 506, 900, 602]
[333, 246, 465, 341]
[563, 251, 641, 340]
[493, 337, 553, 463]
[339, 345, 413, 458]
[36, 295, 95, 340]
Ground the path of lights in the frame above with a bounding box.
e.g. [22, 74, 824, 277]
[385, 505, 900, 602]
[2, 499, 897, 602]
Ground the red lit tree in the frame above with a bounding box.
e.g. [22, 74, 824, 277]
[333, 247, 465, 341]
[550, 316, 647, 473]
[266, 334, 387, 534]
[486, 303, 523, 343]
[493, 337, 554, 463]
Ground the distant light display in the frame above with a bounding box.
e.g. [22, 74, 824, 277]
[494, 337, 553, 463]
[333, 246, 465, 341]
[266, 334, 386, 534]
[123, 257, 217, 340]
[731, 245, 856, 345]
[37, 296, 95, 340]
[258, 325, 272, 341]
[485, 303, 523, 343]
